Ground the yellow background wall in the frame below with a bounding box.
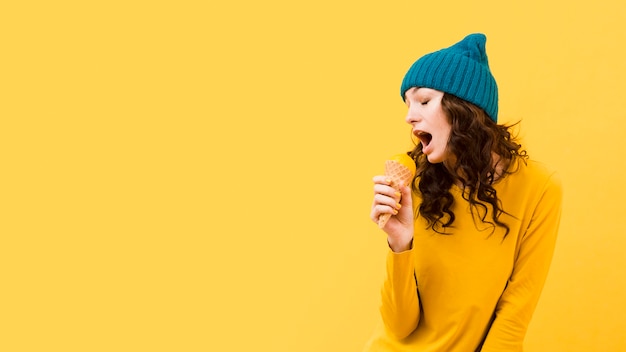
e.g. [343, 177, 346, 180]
[2, 0, 625, 351]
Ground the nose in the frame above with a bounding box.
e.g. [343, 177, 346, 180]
[405, 106, 421, 125]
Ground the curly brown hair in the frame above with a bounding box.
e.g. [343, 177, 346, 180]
[408, 93, 528, 237]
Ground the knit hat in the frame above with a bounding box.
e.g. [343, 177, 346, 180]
[400, 33, 499, 122]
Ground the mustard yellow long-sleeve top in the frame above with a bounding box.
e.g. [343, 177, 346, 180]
[364, 159, 563, 351]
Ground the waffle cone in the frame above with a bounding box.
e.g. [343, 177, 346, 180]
[378, 157, 416, 228]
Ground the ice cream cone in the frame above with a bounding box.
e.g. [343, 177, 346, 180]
[378, 154, 416, 228]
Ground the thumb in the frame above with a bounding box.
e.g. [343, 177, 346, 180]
[399, 184, 413, 207]
[396, 184, 414, 222]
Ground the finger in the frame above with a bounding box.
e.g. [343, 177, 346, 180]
[370, 203, 399, 223]
[372, 175, 392, 185]
[373, 193, 402, 210]
[374, 183, 402, 201]
[398, 184, 412, 201]
[396, 185, 413, 212]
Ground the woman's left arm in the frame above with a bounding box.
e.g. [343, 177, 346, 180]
[480, 173, 563, 352]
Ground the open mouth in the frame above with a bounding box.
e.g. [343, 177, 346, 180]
[415, 131, 433, 147]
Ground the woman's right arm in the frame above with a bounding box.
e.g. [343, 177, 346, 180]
[370, 176, 420, 339]
[379, 248, 420, 340]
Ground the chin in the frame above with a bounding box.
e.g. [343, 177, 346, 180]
[424, 147, 451, 164]
[426, 154, 445, 164]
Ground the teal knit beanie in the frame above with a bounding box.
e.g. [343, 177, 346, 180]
[400, 33, 498, 122]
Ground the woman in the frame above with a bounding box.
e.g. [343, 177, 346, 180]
[365, 33, 562, 351]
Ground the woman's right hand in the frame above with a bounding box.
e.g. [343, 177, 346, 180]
[370, 176, 415, 252]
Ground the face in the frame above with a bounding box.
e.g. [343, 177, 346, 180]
[404, 87, 452, 164]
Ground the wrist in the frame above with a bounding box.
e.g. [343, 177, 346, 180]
[388, 237, 413, 253]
